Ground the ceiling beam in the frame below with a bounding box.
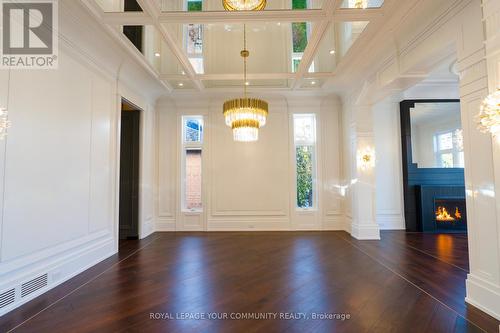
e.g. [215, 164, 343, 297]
[160, 72, 336, 81]
[101, 8, 383, 26]
[102, 12, 154, 25]
[332, 8, 384, 22]
[158, 9, 326, 24]
[161, 73, 297, 81]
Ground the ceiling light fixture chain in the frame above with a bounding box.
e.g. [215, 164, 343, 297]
[243, 23, 247, 97]
[222, 1, 268, 142]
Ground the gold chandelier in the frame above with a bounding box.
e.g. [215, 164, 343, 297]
[222, 0, 266, 11]
[222, 24, 268, 142]
[477, 89, 500, 136]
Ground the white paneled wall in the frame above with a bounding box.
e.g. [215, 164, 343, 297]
[373, 97, 405, 230]
[0, 1, 162, 316]
[156, 96, 343, 231]
[0, 49, 118, 316]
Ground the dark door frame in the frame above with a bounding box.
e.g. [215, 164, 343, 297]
[118, 98, 142, 240]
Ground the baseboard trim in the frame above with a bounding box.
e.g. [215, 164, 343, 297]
[350, 222, 381, 240]
[377, 214, 405, 230]
[155, 219, 175, 231]
[466, 274, 500, 320]
[0, 235, 115, 316]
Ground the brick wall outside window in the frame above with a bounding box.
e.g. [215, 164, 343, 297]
[185, 150, 202, 209]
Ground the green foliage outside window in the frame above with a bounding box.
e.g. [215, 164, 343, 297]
[292, 0, 307, 9]
[188, 1, 202, 11]
[296, 146, 313, 208]
[292, 22, 307, 53]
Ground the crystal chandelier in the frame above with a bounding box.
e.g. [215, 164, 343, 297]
[222, 0, 266, 11]
[477, 89, 500, 136]
[222, 25, 268, 142]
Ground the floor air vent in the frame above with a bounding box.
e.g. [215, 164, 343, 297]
[21, 274, 48, 298]
[0, 289, 16, 309]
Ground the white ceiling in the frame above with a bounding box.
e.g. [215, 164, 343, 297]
[84, 0, 388, 93]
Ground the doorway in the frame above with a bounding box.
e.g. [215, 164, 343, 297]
[119, 99, 140, 240]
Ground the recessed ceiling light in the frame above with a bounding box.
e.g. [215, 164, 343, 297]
[154, 52, 161, 57]
[245, 81, 250, 86]
[181, 71, 185, 75]
[311, 81, 316, 85]
[329, 50, 336, 55]
[178, 83, 184, 87]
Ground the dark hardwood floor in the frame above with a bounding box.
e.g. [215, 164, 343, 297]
[1, 231, 499, 333]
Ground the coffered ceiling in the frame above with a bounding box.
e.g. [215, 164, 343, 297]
[81, 0, 386, 93]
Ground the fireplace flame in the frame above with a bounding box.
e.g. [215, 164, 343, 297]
[436, 206, 463, 222]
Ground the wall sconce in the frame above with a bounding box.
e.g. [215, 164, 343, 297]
[477, 89, 500, 136]
[357, 147, 375, 171]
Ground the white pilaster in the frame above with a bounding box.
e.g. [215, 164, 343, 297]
[349, 104, 380, 240]
[461, 0, 500, 320]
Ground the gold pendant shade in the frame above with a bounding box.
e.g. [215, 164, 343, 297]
[223, 98, 269, 142]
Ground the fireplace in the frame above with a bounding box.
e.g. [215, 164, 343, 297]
[433, 198, 467, 232]
[417, 185, 467, 233]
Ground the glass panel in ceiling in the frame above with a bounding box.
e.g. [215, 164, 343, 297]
[167, 80, 197, 89]
[95, 0, 147, 12]
[307, 23, 336, 73]
[339, 0, 384, 8]
[202, 79, 290, 88]
[334, 21, 369, 59]
[161, 0, 324, 11]
[161, 21, 315, 75]
[120, 25, 185, 75]
[299, 77, 324, 88]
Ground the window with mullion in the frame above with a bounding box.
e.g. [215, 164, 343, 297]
[434, 129, 464, 168]
[293, 114, 317, 209]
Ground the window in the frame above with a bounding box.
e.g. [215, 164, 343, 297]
[293, 114, 317, 209]
[182, 116, 204, 211]
[291, 0, 314, 72]
[185, 0, 204, 74]
[434, 129, 464, 168]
